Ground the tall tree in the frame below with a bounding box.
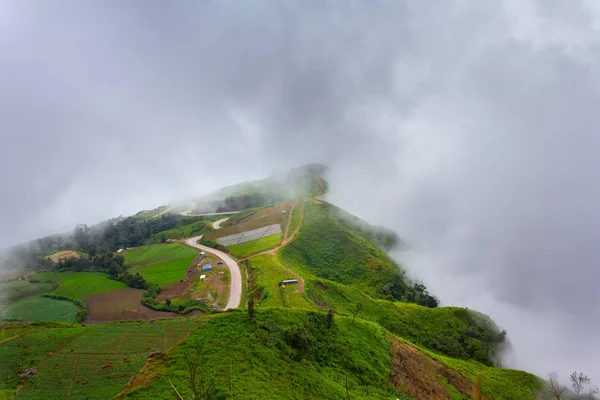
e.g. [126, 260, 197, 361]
[547, 374, 566, 400]
[570, 371, 591, 395]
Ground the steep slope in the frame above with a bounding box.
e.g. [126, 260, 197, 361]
[115, 310, 541, 400]
[325, 203, 401, 251]
[280, 200, 410, 301]
[304, 278, 505, 365]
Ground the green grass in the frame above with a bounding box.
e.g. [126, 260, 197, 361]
[31, 271, 126, 300]
[122, 310, 402, 400]
[227, 233, 282, 259]
[280, 201, 408, 299]
[124, 243, 198, 286]
[305, 278, 505, 366]
[287, 199, 304, 235]
[247, 255, 314, 309]
[0, 297, 79, 323]
[0, 320, 197, 399]
[0, 325, 88, 391]
[430, 352, 543, 400]
[0, 281, 54, 302]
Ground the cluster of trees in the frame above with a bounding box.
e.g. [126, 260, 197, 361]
[215, 192, 286, 212]
[402, 282, 439, 308]
[76, 214, 200, 253]
[141, 284, 209, 314]
[3, 214, 204, 276]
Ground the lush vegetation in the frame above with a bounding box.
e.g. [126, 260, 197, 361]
[32, 271, 127, 300]
[326, 203, 401, 251]
[155, 220, 213, 240]
[227, 234, 282, 259]
[287, 199, 304, 235]
[41, 293, 88, 322]
[0, 165, 547, 400]
[0, 281, 55, 302]
[0, 297, 79, 323]
[122, 310, 402, 400]
[0, 320, 196, 400]
[124, 243, 198, 286]
[281, 201, 437, 307]
[431, 352, 543, 400]
[247, 255, 313, 309]
[141, 284, 211, 314]
[305, 278, 505, 365]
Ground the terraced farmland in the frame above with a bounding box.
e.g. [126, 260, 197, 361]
[3, 319, 199, 399]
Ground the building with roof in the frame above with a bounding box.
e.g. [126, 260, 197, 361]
[202, 264, 213, 271]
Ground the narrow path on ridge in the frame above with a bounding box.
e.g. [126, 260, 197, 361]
[184, 236, 242, 310]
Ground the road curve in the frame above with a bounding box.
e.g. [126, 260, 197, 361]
[212, 217, 229, 229]
[184, 236, 241, 310]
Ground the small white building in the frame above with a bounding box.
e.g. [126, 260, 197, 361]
[117, 249, 124, 254]
[200, 274, 206, 281]
[199, 251, 205, 255]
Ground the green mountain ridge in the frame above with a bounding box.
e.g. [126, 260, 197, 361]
[0, 165, 546, 400]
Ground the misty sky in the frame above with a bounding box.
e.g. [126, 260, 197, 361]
[1, 0, 599, 382]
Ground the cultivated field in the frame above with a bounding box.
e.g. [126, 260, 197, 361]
[216, 223, 282, 246]
[0, 281, 54, 302]
[124, 243, 197, 286]
[84, 288, 181, 323]
[32, 271, 126, 300]
[227, 233, 282, 259]
[0, 297, 79, 323]
[45, 250, 83, 263]
[1, 319, 199, 399]
[204, 202, 293, 240]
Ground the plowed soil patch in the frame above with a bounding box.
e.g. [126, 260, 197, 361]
[84, 288, 178, 323]
[389, 337, 486, 400]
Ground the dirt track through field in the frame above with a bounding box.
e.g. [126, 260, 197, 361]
[184, 237, 241, 310]
[239, 199, 305, 261]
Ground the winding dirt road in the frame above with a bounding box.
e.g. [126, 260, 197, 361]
[212, 217, 229, 229]
[184, 236, 241, 310]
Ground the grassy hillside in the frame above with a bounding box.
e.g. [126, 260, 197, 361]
[280, 200, 408, 300]
[121, 310, 401, 400]
[119, 309, 539, 400]
[227, 234, 282, 258]
[304, 278, 506, 366]
[325, 203, 401, 251]
[247, 255, 314, 309]
[32, 271, 126, 300]
[124, 243, 198, 286]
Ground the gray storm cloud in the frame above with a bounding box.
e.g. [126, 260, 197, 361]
[1, 0, 599, 382]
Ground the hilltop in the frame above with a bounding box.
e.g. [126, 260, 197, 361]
[0, 164, 545, 399]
